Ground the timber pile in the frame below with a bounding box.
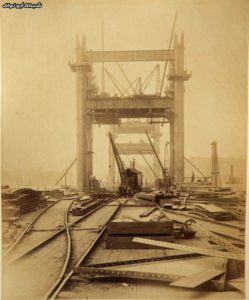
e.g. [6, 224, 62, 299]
[2, 188, 46, 219]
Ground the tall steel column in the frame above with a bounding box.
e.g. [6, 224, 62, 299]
[168, 33, 191, 182]
[71, 35, 92, 191]
[211, 141, 220, 188]
[169, 115, 175, 177]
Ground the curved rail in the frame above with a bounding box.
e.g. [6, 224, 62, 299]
[47, 204, 121, 299]
[4, 200, 62, 257]
[44, 200, 74, 299]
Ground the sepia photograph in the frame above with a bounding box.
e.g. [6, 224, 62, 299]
[1, 0, 248, 299]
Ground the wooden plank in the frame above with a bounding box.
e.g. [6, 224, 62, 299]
[107, 235, 174, 249]
[227, 277, 245, 293]
[210, 259, 229, 291]
[107, 221, 173, 235]
[170, 268, 224, 288]
[132, 237, 245, 261]
[195, 203, 228, 213]
[139, 207, 157, 217]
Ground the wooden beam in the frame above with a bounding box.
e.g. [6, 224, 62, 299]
[227, 277, 245, 293]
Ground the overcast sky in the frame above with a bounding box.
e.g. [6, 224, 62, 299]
[1, 0, 248, 179]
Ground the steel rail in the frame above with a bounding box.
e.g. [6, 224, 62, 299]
[7, 199, 116, 265]
[4, 199, 63, 257]
[48, 204, 121, 299]
[44, 200, 74, 299]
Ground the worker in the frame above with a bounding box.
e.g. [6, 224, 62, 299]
[127, 185, 133, 198]
[118, 185, 123, 196]
[191, 172, 195, 182]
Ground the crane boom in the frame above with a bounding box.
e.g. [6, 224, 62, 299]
[109, 132, 143, 196]
[109, 133, 127, 182]
[145, 131, 168, 179]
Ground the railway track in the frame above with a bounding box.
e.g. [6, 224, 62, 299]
[44, 198, 74, 299]
[4, 198, 75, 263]
[46, 203, 121, 299]
[4, 199, 60, 256]
[2, 198, 121, 300]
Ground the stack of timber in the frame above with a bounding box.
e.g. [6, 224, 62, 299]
[72, 199, 100, 216]
[72, 197, 111, 216]
[194, 203, 237, 221]
[2, 188, 46, 220]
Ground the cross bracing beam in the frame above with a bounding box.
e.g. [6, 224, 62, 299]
[71, 49, 174, 64]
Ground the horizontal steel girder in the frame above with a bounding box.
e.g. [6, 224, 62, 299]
[92, 109, 171, 123]
[112, 124, 162, 135]
[118, 143, 153, 155]
[87, 96, 173, 110]
[74, 49, 175, 63]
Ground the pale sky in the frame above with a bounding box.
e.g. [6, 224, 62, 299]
[1, 0, 248, 179]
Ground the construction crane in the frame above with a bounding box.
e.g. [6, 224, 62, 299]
[145, 132, 173, 190]
[109, 132, 143, 196]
